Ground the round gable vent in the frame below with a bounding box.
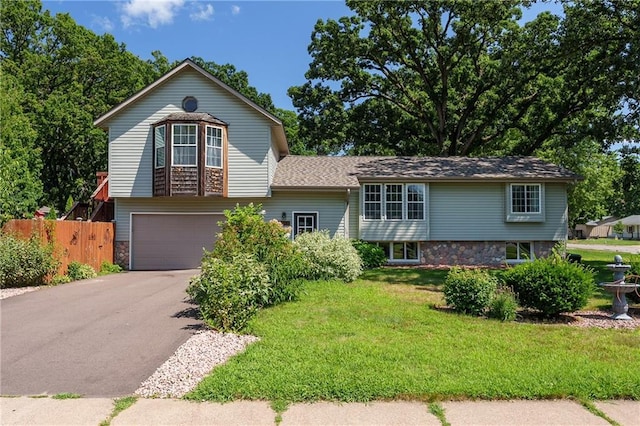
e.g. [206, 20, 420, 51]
[182, 96, 198, 112]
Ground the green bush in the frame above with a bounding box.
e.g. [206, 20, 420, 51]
[487, 286, 518, 321]
[51, 274, 71, 285]
[0, 233, 59, 288]
[295, 230, 363, 282]
[99, 261, 122, 275]
[626, 255, 640, 304]
[443, 267, 498, 316]
[66, 261, 97, 281]
[352, 240, 387, 269]
[501, 253, 595, 317]
[187, 254, 271, 332]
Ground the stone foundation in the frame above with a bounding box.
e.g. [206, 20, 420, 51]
[115, 241, 129, 269]
[420, 241, 558, 267]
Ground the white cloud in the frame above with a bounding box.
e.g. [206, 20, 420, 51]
[231, 5, 240, 15]
[92, 15, 114, 32]
[190, 3, 214, 21]
[120, 0, 185, 29]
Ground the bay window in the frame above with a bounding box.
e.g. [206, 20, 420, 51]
[172, 124, 197, 166]
[206, 126, 223, 168]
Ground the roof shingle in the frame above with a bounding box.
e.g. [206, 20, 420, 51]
[271, 155, 580, 189]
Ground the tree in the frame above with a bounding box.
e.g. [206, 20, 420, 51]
[0, 73, 42, 223]
[289, 0, 639, 156]
[611, 146, 640, 217]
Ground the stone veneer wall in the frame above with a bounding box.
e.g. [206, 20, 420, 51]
[115, 241, 129, 269]
[420, 241, 558, 267]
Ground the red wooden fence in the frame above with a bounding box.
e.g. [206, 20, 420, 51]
[2, 219, 115, 275]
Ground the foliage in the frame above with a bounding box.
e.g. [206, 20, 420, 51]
[0, 233, 59, 288]
[501, 252, 595, 317]
[613, 221, 624, 237]
[0, 73, 42, 224]
[187, 254, 271, 332]
[295, 230, 363, 282]
[351, 240, 387, 269]
[611, 146, 640, 218]
[99, 261, 122, 275]
[443, 267, 498, 316]
[187, 275, 640, 403]
[290, 0, 639, 156]
[189, 204, 307, 331]
[487, 286, 518, 322]
[66, 261, 97, 281]
[50, 274, 71, 285]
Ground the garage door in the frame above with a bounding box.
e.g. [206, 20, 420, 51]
[131, 214, 223, 270]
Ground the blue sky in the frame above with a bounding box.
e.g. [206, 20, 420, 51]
[42, 1, 561, 111]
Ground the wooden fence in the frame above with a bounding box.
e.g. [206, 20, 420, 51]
[2, 219, 115, 275]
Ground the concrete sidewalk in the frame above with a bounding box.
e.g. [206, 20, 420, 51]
[1, 397, 638, 425]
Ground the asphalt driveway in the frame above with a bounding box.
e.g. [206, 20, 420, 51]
[0, 270, 202, 397]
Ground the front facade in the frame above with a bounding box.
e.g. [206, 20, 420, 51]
[95, 59, 578, 270]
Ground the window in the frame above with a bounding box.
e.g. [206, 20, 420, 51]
[510, 184, 540, 213]
[293, 212, 318, 237]
[182, 96, 198, 112]
[154, 125, 165, 168]
[506, 242, 532, 262]
[376, 242, 419, 262]
[205, 126, 222, 168]
[364, 184, 382, 220]
[407, 184, 425, 220]
[172, 124, 197, 166]
[363, 184, 425, 220]
[385, 184, 403, 219]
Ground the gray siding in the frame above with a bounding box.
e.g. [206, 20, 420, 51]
[429, 182, 567, 241]
[107, 68, 274, 198]
[348, 190, 359, 239]
[115, 192, 348, 242]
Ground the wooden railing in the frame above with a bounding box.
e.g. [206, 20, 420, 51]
[2, 219, 115, 275]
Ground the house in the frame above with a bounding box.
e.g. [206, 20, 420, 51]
[573, 216, 618, 239]
[94, 59, 579, 270]
[617, 215, 640, 240]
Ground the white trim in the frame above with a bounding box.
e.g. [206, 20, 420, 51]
[292, 211, 319, 238]
[129, 212, 225, 270]
[505, 241, 535, 264]
[171, 123, 198, 167]
[205, 125, 223, 169]
[362, 183, 426, 221]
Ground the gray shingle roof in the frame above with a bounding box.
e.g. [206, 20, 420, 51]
[153, 112, 228, 126]
[271, 155, 580, 189]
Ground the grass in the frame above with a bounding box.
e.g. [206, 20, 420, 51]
[569, 238, 640, 246]
[99, 396, 137, 426]
[51, 393, 81, 399]
[187, 259, 640, 404]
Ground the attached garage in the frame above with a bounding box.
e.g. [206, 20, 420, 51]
[130, 213, 223, 270]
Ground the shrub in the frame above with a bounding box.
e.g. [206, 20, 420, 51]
[443, 267, 498, 316]
[187, 254, 271, 332]
[501, 252, 595, 317]
[351, 240, 387, 269]
[295, 230, 363, 282]
[0, 233, 59, 288]
[487, 286, 518, 321]
[66, 261, 97, 281]
[51, 274, 72, 285]
[99, 261, 122, 275]
[627, 255, 640, 304]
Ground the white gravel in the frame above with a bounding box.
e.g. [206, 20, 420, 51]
[135, 330, 259, 398]
[0, 287, 42, 299]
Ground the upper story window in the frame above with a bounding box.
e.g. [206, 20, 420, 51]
[510, 184, 540, 213]
[154, 125, 165, 168]
[363, 183, 426, 220]
[172, 124, 197, 166]
[206, 126, 223, 168]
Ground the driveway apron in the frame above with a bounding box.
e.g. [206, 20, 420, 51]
[0, 270, 202, 397]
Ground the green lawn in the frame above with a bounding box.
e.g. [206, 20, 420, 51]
[569, 238, 640, 246]
[188, 259, 640, 404]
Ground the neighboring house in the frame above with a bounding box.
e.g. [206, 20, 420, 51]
[617, 215, 640, 240]
[574, 216, 618, 239]
[94, 59, 579, 270]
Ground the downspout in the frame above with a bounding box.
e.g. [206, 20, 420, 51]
[345, 189, 350, 238]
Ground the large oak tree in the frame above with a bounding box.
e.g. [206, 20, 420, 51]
[289, 0, 639, 156]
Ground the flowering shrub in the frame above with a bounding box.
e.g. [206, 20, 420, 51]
[295, 230, 362, 282]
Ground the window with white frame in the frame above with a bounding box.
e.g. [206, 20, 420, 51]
[363, 184, 425, 220]
[293, 212, 318, 237]
[364, 184, 382, 220]
[205, 126, 223, 168]
[376, 242, 419, 262]
[154, 125, 165, 168]
[172, 124, 197, 166]
[506, 241, 532, 262]
[510, 184, 540, 213]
